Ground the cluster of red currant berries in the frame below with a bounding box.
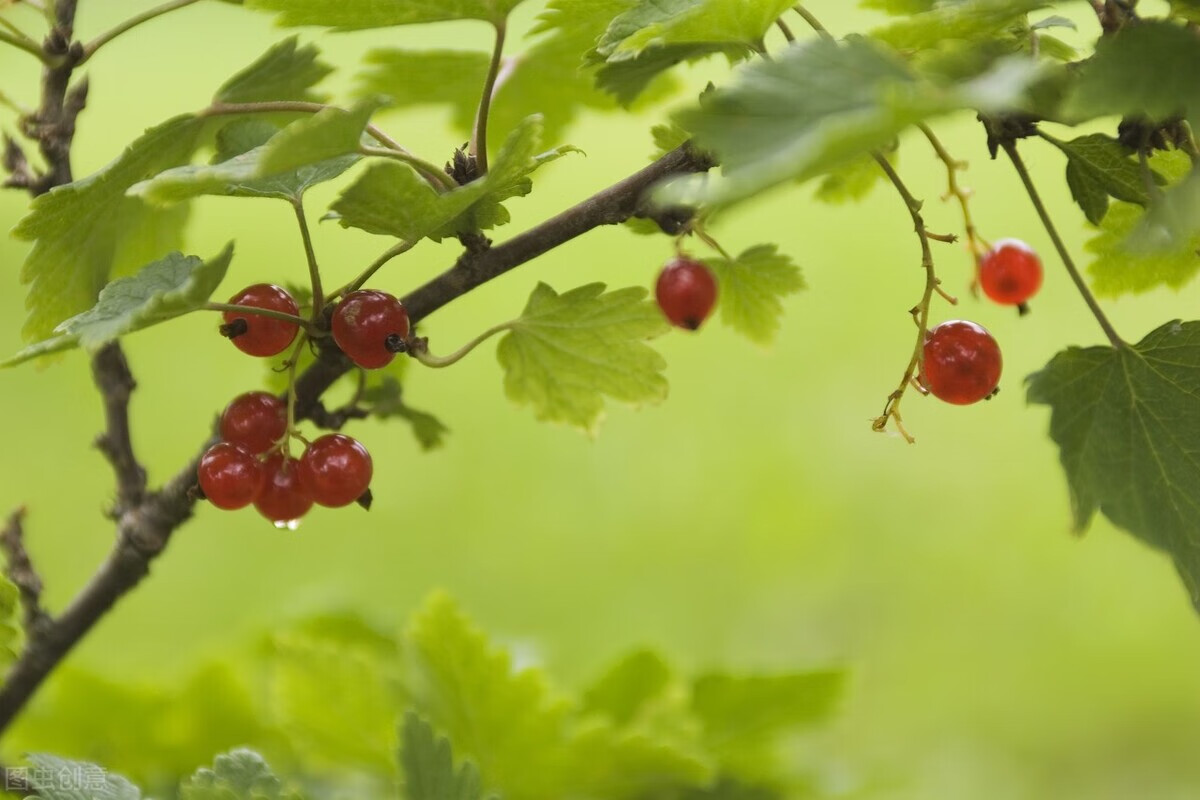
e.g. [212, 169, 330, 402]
[921, 239, 1043, 405]
[198, 284, 412, 525]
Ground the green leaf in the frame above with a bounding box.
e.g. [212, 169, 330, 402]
[870, 0, 1049, 53]
[245, 0, 527, 29]
[658, 37, 1039, 208]
[1171, 0, 1200, 22]
[0, 575, 20, 668]
[362, 376, 451, 450]
[566, 723, 713, 799]
[258, 97, 384, 175]
[1128, 166, 1200, 256]
[814, 150, 894, 204]
[497, 283, 670, 432]
[356, 50, 490, 134]
[1066, 20, 1200, 132]
[13, 115, 205, 340]
[651, 122, 691, 161]
[1042, 133, 1159, 224]
[4, 246, 234, 367]
[587, 0, 794, 104]
[400, 712, 497, 800]
[860, 0, 937, 13]
[214, 36, 332, 104]
[23, 754, 141, 800]
[581, 649, 673, 726]
[1085, 150, 1200, 296]
[333, 115, 579, 241]
[180, 750, 298, 800]
[703, 245, 805, 345]
[1027, 320, 1200, 610]
[406, 593, 572, 799]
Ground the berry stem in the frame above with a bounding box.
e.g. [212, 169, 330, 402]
[1001, 140, 1126, 349]
[793, 5, 834, 41]
[292, 199, 324, 320]
[333, 240, 418, 299]
[200, 101, 457, 192]
[410, 321, 517, 369]
[470, 20, 508, 175]
[919, 123, 988, 269]
[204, 302, 316, 333]
[692, 226, 734, 260]
[278, 333, 310, 457]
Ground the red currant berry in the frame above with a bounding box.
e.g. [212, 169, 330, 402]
[979, 239, 1043, 307]
[332, 290, 411, 369]
[222, 284, 300, 357]
[220, 392, 287, 455]
[198, 442, 267, 510]
[922, 320, 1003, 405]
[298, 434, 373, 508]
[656, 257, 717, 330]
[254, 455, 314, 525]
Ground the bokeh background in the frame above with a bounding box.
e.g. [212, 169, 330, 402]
[1, 1, 1199, 797]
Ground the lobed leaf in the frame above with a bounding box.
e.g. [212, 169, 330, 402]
[1028, 321, 1200, 610]
[400, 712, 497, 800]
[214, 36, 332, 104]
[703, 245, 805, 345]
[497, 283, 670, 433]
[1043, 133, 1161, 225]
[180, 750, 299, 800]
[257, 96, 384, 175]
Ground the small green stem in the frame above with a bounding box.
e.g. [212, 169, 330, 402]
[358, 146, 458, 191]
[1002, 140, 1125, 348]
[278, 334, 310, 457]
[793, 4, 834, 41]
[411, 321, 516, 369]
[0, 25, 47, 62]
[333, 240, 417, 298]
[292, 199, 324, 319]
[205, 302, 316, 332]
[79, 0, 204, 64]
[775, 17, 796, 43]
[693, 227, 733, 260]
[470, 20, 507, 174]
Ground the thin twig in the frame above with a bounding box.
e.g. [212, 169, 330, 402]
[470, 21, 507, 174]
[1002, 140, 1125, 348]
[292, 199, 325, 317]
[0, 26, 48, 62]
[79, 0, 205, 64]
[0, 508, 49, 637]
[918, 123, 988, 271]
[337, 240, 417, 297]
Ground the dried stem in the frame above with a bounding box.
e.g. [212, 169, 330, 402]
[918, 123, 988, 271]
[0, 508, 48, 637]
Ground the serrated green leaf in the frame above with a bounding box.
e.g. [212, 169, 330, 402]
[356, 50, 490, 133]
[1085, 150, 1200, 296]
[214, 36, 332, 104]
[567, 723, 714, 799]
[180, 750, 299, 800]
[651, 122, 691, 161]
[406, 593, 572, 799]
[658, 38, 1039, 208]
[246, 0, 527, 29]
[871, 0, 1049, 53]
[333, 115, 579, 241]
[13, 115, 205, 341]
[258, 97, 384, 175]
[1066, 20, 1200, 132]
[1027, 320, 1200, 610]
[23, 754, 141, 800]
[814, 151, 893, 204]
[214, 119, 283, 162]
[1128, 165, 1200, 256]
[1043, 133, 1159, 225]
[4, 246, 234, 367]
[581, 649, 673, 726]
[497, 283, 670, 432]
[362, 376, 450, 450]
[703, 245, 804, 345]
[587, 0, 793, 104]
[400, 712, 497, 800]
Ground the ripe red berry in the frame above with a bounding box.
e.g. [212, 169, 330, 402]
[922, 320, 1003, 405]
[220, 392, 287, 455]
[222, 284, 300, 357]
[656, 257, 717, 330]
[979, 239, 1043, 307]
[331, 290, 410, 369]
[254, 455, 314, 525]
[298, 434, 373, 508]
[198, 442, 267, 510]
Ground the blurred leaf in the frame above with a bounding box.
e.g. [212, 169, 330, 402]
[586, 0, 794, 104]
[566, 723, 713, 799]
[651, 122, 691, 161]
[870, 0, 1048, 52]
[1171, 0, 1200, 22]
[1128, 166, 1200, 256]
[356, 50, 489, 133]
[1031, 14, 1075, 30]
[258, 97, 384, 175]
[581, 649, 673, 726]
[497, 283, 670, 432]
[1086, 150, 1200, 296]
[400, 712, 497, 800]
[814, 151, 893, 204]
[1042, 133, 1161, 225]
[3, 246, 234, 367]
[245, 0, 527, 29]
[703, 245, 805, 345]
[406, 593, 572, 799]
[1027, 320, 1200, 610]
[180, 750, 299, 800]
[333, 115, 578, 241]
[0, 575, 21, 669]
[214, 36, 332, 104]
[23, 754, 141, 800]
[13, 116, 204, 341]
[1066, 21, 1200, 131]
[658, 38, 1039, 208]
[860, 0, 938, 12]
[362, 376, 451, 450]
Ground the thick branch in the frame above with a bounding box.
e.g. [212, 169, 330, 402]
[91, 342, 147, 514]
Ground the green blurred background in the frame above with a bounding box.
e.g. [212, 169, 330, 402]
[2, 1, 1200, 797]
